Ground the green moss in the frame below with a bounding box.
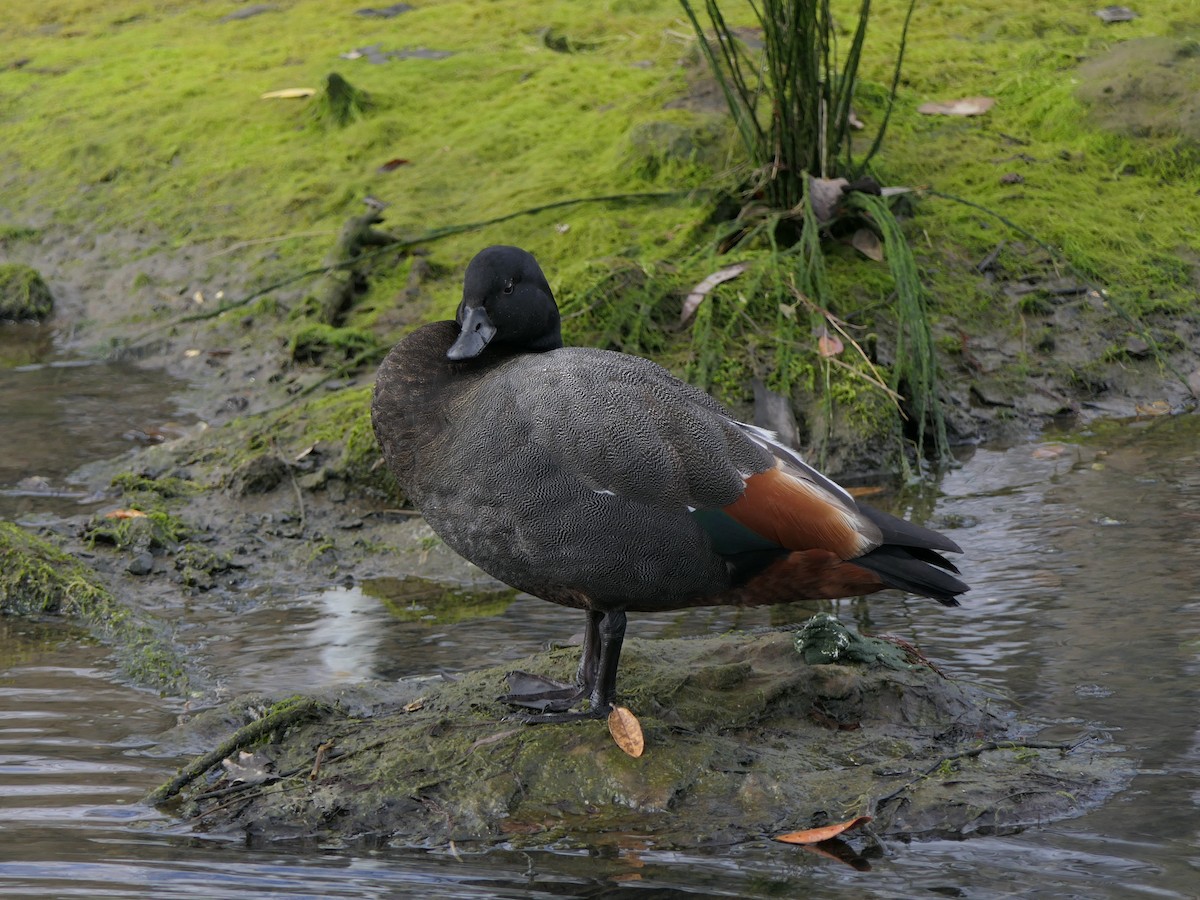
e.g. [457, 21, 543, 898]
[0, 522, 189, 694]
[162, 625, 1125, 845]
[3, 0, 1196, 475]
[111, 471, 199, 499]
[858, 1, 1200, 317]
[190, 384, 390, 497]
[0, 0, 714, 276]
[0, 263, 54, 320]
[84, 509, 189, 551]
[289, 323, 381, 365]
[0, 224, 39, 244]
[309, 72, 374, 129]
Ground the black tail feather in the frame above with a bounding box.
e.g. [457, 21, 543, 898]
[858, 503, 962, 555]
[851, 544, 968, 607]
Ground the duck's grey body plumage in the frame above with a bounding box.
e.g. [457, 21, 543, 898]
[371, 245, 968, 719]
[373, 321, 773, 612]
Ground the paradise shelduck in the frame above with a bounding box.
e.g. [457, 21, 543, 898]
[371, 245, 968, 721]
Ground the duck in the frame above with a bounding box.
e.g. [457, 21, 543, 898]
[371, 245, 968, 721]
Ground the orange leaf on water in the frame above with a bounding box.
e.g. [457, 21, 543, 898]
[607, 706, 645, 758]
[774, 814, 872, 845]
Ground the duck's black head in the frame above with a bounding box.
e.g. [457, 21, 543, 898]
[447, 246, 563, 361]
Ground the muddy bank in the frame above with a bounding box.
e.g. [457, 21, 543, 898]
[152, 619, 1130, 848]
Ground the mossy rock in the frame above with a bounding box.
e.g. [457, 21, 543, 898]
[0, 263, 53, 321]
[0, 522, 190, 694]
[158, 620, 1131, 847]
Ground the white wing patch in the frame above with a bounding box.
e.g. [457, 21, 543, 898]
[737, 421, 856, 507]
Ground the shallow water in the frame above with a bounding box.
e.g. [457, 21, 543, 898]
[3, 322, 1200, 896]
[0, 324, 198, 522]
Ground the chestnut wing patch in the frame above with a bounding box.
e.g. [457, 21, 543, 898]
[723, 464, 875, 559]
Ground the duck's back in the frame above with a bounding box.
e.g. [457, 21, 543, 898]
[371, 321, 771, 611]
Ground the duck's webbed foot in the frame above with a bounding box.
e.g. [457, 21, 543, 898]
[499, 671, 589, 713]
[497, 609, 627, 725]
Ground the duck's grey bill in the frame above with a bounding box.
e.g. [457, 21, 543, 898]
[447, 306, 497, 360]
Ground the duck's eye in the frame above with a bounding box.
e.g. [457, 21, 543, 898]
[502, 281, 515, 295]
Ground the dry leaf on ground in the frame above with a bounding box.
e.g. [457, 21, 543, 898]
[850, 228, 883, 261]
[1135, 400, 1171, 417]
[680, 264, 748, 323]
[1094, 5, 1137, 23]
[918, 97, 995, 117]
[816, 331, 844, 358]
[808, 175, 850, 224]
[607, 706, 645, 757]
[261, 88, 316, 100]
[1031, 443, 1071, 460]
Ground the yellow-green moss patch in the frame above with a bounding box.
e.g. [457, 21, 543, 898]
[0, 522, 190, 694]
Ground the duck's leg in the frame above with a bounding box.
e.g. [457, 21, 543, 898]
[499, 610, 601, 713]
[587, 609, 626, 711]
[504, 610, 627, 724]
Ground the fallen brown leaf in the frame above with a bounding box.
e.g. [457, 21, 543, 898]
[774, 814, 872, 845]
[607, 705, 645, 758]
[850, 228, 883, 262]
[1135, 400, 1170, 417]
[104, 509, 148, 520]
[680, 263, 748, 323]
[817, 333, 843, 358]
[918, 97, 995, 117]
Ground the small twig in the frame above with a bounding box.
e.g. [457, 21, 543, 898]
[203, 230, 338, 260]
[193, 775, 281, 802]
[788, 278, 906, 412]
[872, 737, 1092, 813]
[145, 698, 323, 805]
[309, 741, 335, 780]
[976, 240, 1006, 273]
[284, 453, 306, 536]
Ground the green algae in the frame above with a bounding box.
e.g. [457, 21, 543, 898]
[160, 623, 1130, 846]
[288, 323, 381, 365]
[84, 473, 200, 550]
[0, 263, 53, 320]
[0, 522, 190, 694]
[309, 72, 374, 129]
